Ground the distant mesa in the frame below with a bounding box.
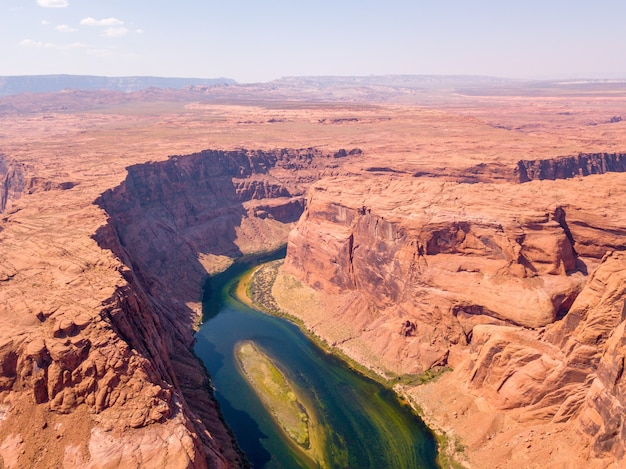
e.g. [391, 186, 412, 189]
[0, 75, 237, 97]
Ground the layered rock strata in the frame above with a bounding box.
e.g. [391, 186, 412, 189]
[91, 148, 358, 466]
[0, 154, 76, 212]
[0, 146, 358, 468]
[282, 170, 626, 466]
[411, 152, 626, 184]
[516, 152, 626, 182]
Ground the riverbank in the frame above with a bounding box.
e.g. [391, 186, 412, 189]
[240, 259, 616, 469]
[239, 260, 465, 469]
[243, 261, 392, 386]
[199, 255, 439, 468]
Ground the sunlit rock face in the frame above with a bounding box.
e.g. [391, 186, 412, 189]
[89, 147, 358, 467]
[0, 145, 359, 469]
[283, 165, 626, 466]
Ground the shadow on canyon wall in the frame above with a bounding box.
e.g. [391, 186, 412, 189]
[91, 147, 358, 464]
[93, 148, 350, 340]
[89, 147, 626, 464]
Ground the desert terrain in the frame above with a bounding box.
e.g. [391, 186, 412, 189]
[0, 76, 625, 468]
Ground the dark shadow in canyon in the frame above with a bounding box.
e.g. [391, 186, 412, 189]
[93, 148, 340, 344]
[91, 147, 356, 465]
[214, 390, 273, 468]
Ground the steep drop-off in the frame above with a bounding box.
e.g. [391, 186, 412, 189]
[3, 83, 626, 469]
[410, 152, 626, 184]
[281, 167, 626, 467]
[0, 154, 76, 213]
[516, 152, 626, 182]
[92, 147, 359, 467]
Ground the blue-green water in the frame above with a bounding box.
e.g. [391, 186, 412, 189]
[194, 252, 439, 468]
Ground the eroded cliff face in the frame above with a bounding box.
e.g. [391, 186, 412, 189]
[282, 167, 626, 466]
[0, 204, 219, 468]
[0, 146, 358, 468]
[516, 152, 626, 182]
[3, 87, 626, 469]
[0, 154, 77, 214]
[90, 147, 358, 467]
[0, 156, 25, 212]
[411, 152, 626, 184]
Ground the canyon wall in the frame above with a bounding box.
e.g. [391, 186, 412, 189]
[0, 154, 76, 213]
[3, 140, 624, 467]
[3, 84, 626, 468]
[516, 152, 626, 182]
[91, 148, 358, 467]
[0, 146, 358, 468]
[0, 156, 26, 212]
[281, 167, 626, 466]
[411, 152, 626, 184]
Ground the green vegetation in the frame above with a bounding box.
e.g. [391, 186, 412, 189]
[246, 260, 284, 315]
[392, 366, 453, 387]
[434, 432, 468, 469]
[247, 261, 455, 392]
[234, 340, 312, 449]
[246, 261, 394, 387]
[243, 260, 464, 469]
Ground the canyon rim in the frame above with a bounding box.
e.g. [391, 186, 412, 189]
[0, 76, 625, 468]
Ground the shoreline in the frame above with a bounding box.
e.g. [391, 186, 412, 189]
[235, 260, 464, 469]
[239, 263, 394, 387]
[233, 340, 327, 467]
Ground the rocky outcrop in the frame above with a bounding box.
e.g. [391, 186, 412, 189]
[0, 146, 359, 468]
[572, 252, 626, 459]
[282, 171, 626, 465]
[96, 148, 353, 316]
[92, 147, 359, 467]
[0, 201, 222, 468]
[285, 177, 586, 330]
[462, 251, 626, 457]
[0, 155, 76, 213]
[410, 152, 626, 184]
[0, 156, 26, 212]
[0, 281, 218, 468]
[516, 152, 626, 182]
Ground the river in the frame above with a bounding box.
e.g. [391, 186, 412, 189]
[194, 251, 439, 468]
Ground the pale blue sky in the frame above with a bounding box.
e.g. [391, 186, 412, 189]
[2, 0, 625, 83]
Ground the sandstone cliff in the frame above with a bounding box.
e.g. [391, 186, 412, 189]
[3, 85, 626, 469]
[411, 152, 626, 184]
[91, 148, 358, 467]
[281, 167, 626, 466]
[0, 154, 76, 213]
[0, 145, 358, 468]
[0, 198, 222, 468]
[516, 152, 626, 182]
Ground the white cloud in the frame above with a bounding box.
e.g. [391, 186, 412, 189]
[37, 0, 69, 8]
[20, 39, 52, 48]
[80, 17, 124, 27]
[56, 24, 78, 33]
[102, 27, 129, 37]
[136, 29, 145, 34]
[41, 20, 50, 25]
[20, 39, 85, 50]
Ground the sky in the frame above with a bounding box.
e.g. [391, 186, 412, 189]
[1, 0, 626, 83]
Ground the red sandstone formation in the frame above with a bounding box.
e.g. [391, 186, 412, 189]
[93, 148, 357, 467]
[0, 143, 358, 468]
[1, 81, 626, 468]
[282, 169, 626, 467]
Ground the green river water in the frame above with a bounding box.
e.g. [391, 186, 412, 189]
[194, 251, 439, 468]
